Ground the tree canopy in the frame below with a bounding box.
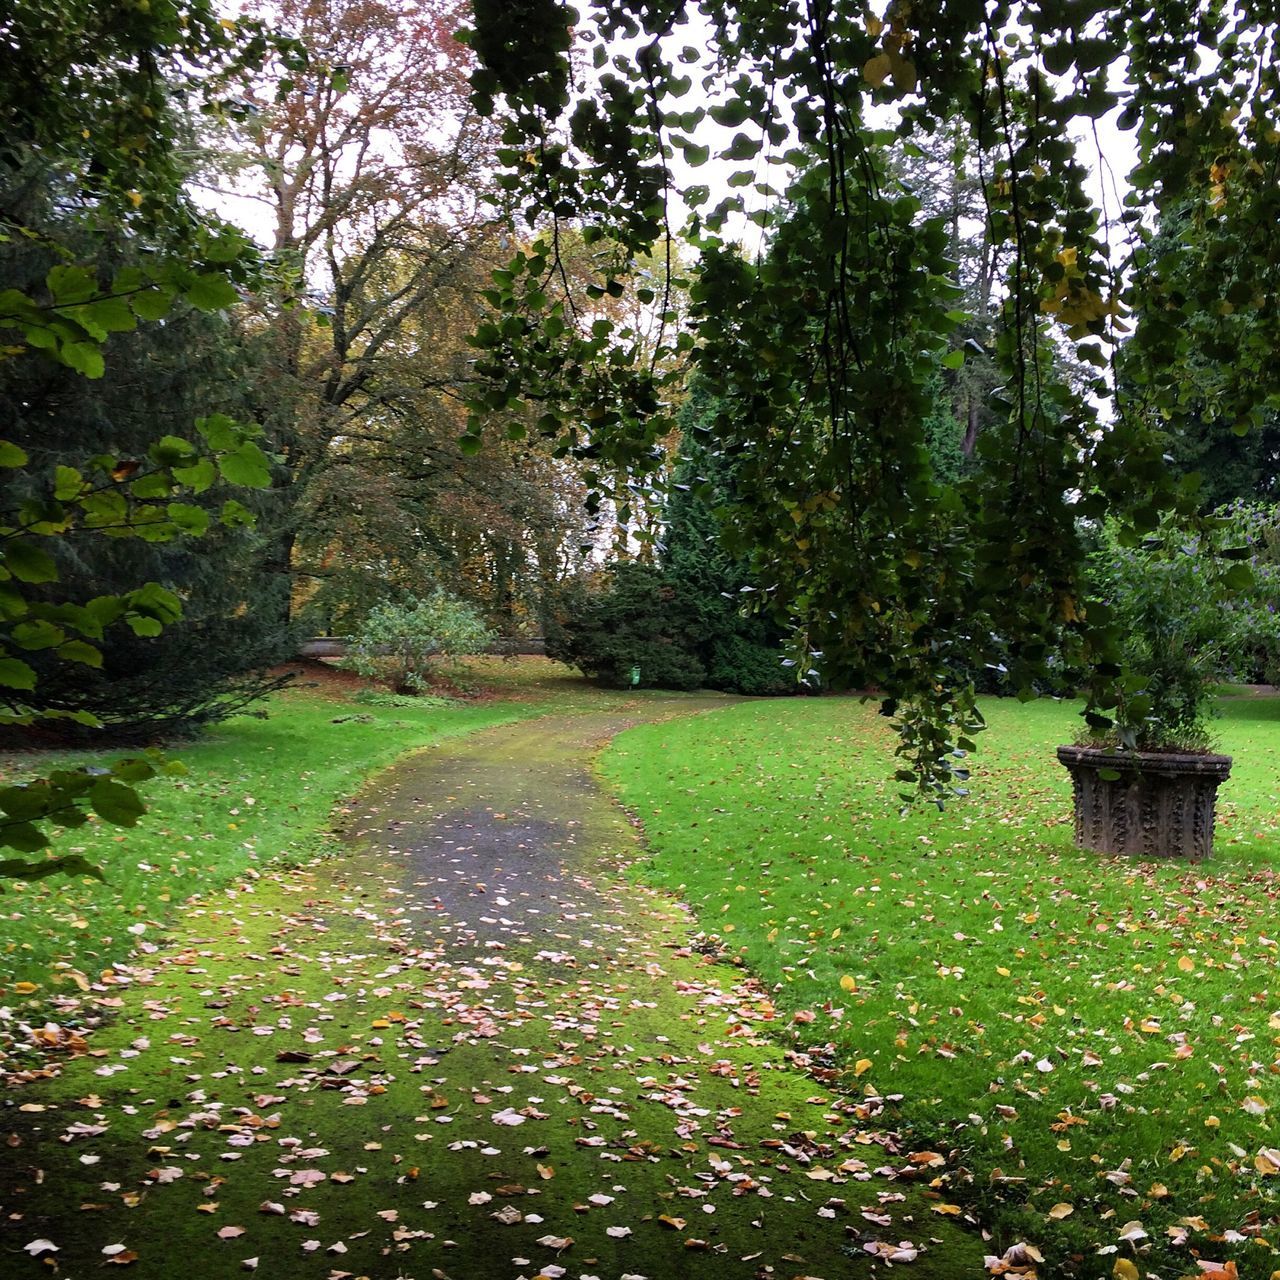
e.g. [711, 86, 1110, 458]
[464, 0, 1280, 798]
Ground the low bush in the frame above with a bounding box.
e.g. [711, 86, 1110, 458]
[340, 590, 493, 693]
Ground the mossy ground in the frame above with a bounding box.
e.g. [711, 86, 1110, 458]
[1, 691, 983, 1280]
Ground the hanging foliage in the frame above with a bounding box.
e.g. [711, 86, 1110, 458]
[462, 0, 1280, 800]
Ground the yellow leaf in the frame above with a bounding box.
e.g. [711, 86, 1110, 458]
[1113, 1260, 1139, 1280]
[854, 1058, 873, 1077]
[931, 1203, 962, 1215]
[536, 1163, 555, 1180]
[840, 975, 858, 993]
[370, 1019, 390, 1029]
[996, 966, 1011, 977]
[863, 53, 893, 89]
[13, 981, 38, 995]
[1177, 955, 1195, 973]
[1048, 1202, 1074, 1219]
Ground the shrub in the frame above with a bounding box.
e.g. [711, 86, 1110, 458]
[545, 565, 708, 690]
[1081, 512, 1277, 751]
[706, 633, 793, 695]
[339, 590, 493, 693]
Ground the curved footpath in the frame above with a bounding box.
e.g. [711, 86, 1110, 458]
[2, 701, 987, 1280]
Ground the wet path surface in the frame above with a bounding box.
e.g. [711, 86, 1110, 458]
[344, 711, 684, 952]
[1, 701, 987, 1280]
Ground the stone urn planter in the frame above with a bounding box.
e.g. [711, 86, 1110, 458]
[1056, 745, 1232, 860]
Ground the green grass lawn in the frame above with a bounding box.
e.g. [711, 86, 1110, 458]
[0, 658, 645, 1004]
[0, 676, 537, 1005]
[602, 695, 1280, 1276]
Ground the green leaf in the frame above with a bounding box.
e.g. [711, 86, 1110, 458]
[46, 264, 97, 305]
[60, 341, 106, 378]
[723, 133, 762, 161]
[54, 465, 84, 500]
[127, 583, 182, 624]
[131, 287, 174, 321]
[184, 272, 239, 312]
[172, 457, 218, 493]
[166, 503, 210, 535]
[0, 440, 29, 468]
[111, 758, 157, 783]
[709, 100, 751, 128]
[4, 540, 58, 584]
[55, 639, 103, 667]
[73, 296, 137, 336]
[149, 434, 198, 465]
[130, 472, 173, 499]
[0, 823, 50, 854]
[219, 498, 255, 528]
[0, 657, 36, 690]
[89, 779, 146, 827]
[0, 854, 104, 882]
[0, 784, 53, 820]
[217, 442, 271, 487]
[126, 615, 163, 637]
[196, 414, 243, 451]
[11, 620, 64, 650]
[1221, 563, 1254, 592]
[941, 349, 965, 370]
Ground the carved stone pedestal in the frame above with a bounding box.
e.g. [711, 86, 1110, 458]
[1056, 745, 1232, 860]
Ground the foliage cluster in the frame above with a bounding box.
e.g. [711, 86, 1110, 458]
[339, 590, 494, 693]
[545, 561, 790, 695]
[0, 2, 310, 874]
[547, 388, 794, 697]
[463, 0, 1280, 799]
[1081, 505, 1280, 750]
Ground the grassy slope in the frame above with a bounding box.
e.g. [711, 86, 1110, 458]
[601, 695, 1280, 1277]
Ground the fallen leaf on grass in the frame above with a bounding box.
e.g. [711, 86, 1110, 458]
[535, 1234, 573, 1251]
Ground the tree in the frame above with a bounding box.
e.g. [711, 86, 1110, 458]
[0, 2, 301, 875]
[212, 0, 502, 623]
[464, 0, 1280, 798]
[547, 378, 795, 694]
[1, 244, 296, 741]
